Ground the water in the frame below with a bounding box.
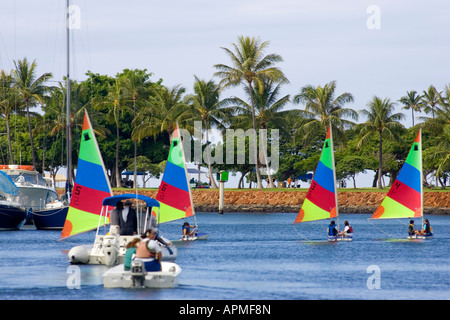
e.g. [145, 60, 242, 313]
[0, 213, 449, 300]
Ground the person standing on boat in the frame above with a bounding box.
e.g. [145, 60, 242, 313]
[328, 220, 339, 237]
[110, 200, 138, 236]
[135, 228, 162, 271]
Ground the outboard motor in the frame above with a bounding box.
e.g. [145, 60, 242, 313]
[130, 260, 146, 288]
[102, 236, 119, 266]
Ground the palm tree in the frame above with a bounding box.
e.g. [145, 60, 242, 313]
[121, 69, 152, 189]
[13, 58, 52, 171]
[94, 78, 130, 187]
[357, 96, 405, 189]
[185, 76, 230, 189]
[421, 85, 441, 119]
[399, 90, 424, 127]
[132, 84, 189, 142]
[422, 85, 450, 186]
[225, 80, 290, 187]
[292, 80, 357, 144]
[214, 36, 288, 188]
[0, 70, 24, 164]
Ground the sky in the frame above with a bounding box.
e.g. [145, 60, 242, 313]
[0, 0, 449, 187]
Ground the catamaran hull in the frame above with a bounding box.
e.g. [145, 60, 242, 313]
[32, 206, 68, 230]
[0, 204, 27, 230]
[68, 234, 177, 265]
[407, 234, 433, 240]
[179, 232, 210, 241]
[328, 234, 353, 242]
[103, 262, 181, 289]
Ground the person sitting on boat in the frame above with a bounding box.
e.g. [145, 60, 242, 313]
[418, 219, 433, 236]
[338, 220, 353, 237]
[135, 228, 162, 272]
[328, 220, 339, 237]
[407, 220, 419, 236]
[124, 238, 141, 271]
[182, 222, 196, 237]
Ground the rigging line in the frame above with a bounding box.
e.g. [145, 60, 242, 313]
[367, 218, 395, 238]
[291, 224, 311, 242]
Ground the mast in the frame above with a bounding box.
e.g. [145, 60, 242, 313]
[419, 129, 423, 227]
[178, 124, 198, 229]
[65, 0, 72, 199]
[329, 124, 339, 230]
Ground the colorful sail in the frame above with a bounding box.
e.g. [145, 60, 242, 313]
[60, 111, 113, 239]
[372, 130, 422, 219]
[153, 126, 194, 224]
[294, 126, 338, 224]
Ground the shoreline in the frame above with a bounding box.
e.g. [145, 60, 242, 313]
[111, 189, 450, 215]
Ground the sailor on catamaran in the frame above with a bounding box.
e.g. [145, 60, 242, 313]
[328, 220, 339, 237]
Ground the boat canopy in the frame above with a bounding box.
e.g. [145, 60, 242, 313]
[102, 194, 160, 208]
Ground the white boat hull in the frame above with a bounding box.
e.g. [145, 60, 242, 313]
[328, 234, 353, 242]
[179, 232, 210, 241]
[407, 234, 434, 240]
[68, 234, 177, 265]
[103, 262, 181, 288]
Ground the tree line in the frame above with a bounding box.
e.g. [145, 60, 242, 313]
[0, 36, 449, 189]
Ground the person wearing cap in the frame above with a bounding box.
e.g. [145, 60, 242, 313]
[135, 228, 162, 271]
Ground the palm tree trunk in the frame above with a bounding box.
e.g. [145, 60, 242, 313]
[247, 80, 263, 189]
[115, 124, 121, 188]
[378, 131, 383, 189]
[205, 120, 218, 189]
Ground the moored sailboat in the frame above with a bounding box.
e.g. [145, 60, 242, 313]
[293, 126, 352, 241]
[370, 129, 432, 239]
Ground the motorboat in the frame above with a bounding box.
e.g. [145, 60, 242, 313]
[103, 261, 181, 288]
[67, 194, 178, 266]
[0, 165, 67, 229]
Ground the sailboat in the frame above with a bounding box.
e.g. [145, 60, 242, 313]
[153, 125, 209, 241]
[370, 129, 432, 239]
[293, 126, 352, 241]
[63, 111, 177, 265]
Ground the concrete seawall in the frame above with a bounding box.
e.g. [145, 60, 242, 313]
[113, 190, 450, 214]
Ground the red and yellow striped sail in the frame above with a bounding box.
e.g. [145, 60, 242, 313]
[294, 126, 338, 224]
[372, 130, 422, 219]
[60, 111, 113, 239]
